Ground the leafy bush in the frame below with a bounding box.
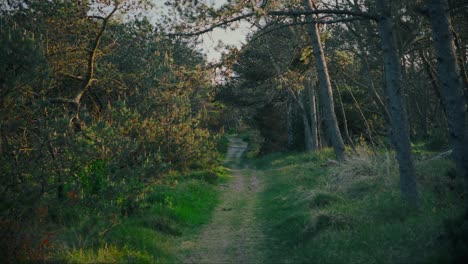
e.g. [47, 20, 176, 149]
[0, 3, 222, 261]
[240, 130, 265, 158]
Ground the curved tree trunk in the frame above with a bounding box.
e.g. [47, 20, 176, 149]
[427, 0, 468, 216]
[303, 0, 346, 161]
[376, 0, 419, 206]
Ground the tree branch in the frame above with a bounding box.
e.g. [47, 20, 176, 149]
[249, 16, 367, 42]
[167, 8, 377, 37]
[41, 2, 118, 110]
[87, 15, 106, 20]
[74, 3, 119, 105]
[59, 72, 85, 81]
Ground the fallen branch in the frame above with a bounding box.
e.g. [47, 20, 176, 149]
[429, 149, 453, 160]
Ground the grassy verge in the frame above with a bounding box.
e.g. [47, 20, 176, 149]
[52, 168, 228, 263]
[254, 147, 464, 264]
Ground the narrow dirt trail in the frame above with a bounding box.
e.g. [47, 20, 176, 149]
[181, 137, 266, 264]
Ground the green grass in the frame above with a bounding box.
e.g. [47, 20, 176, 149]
[55, 173, 222, 263]
[50, 145, 464, 263]
[253, 149, 464, 264]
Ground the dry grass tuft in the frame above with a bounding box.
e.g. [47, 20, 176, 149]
[328, 147, 398, 195]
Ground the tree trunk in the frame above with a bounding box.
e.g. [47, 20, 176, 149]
[356, 39, 390, 121]
[427, 0, 468, 216]
[303, 0, 346, 161]
[376, 0, 419, 206]
[302, 99, 314, 152]
[343, 83, 377, 152]
[335, 83, 356, 151]
[420, 50, 447, 115]
[300, 90, 314, 152]
[306, 73, 319, 151]
[287, 98, 295, 149]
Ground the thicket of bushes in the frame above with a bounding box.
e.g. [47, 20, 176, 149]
[0, 1, 226, 262]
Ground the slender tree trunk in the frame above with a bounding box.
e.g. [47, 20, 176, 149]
[335, 83, 355, 151]
[376, 0, 419, 206]
[361, 51, 389, 120]
[287, 98, 294, 149]
[420, 50, 447, 115]
[303, 0, 346, 161]
[427, 0, 468, 216]
[306, 72, 319, 151]
[343, 83, 377, 152]
[297, 89, 314, 152]
[453, 31, 468, 103]
[303, 119, 314, 151]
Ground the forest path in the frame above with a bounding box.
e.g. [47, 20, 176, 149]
[180, 137, 267, 264]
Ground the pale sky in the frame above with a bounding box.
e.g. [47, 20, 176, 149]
[149, 0, 252, 62]
[198, 0, 252, 62]
[199, 20, 252, 62]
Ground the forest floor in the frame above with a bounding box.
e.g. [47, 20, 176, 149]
[179, 137, 269, 264]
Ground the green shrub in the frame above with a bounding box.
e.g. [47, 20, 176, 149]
[217, 135, 230, 156]
[238, 130, 264, 158]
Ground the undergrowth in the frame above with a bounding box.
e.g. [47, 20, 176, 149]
[48, 168, 227, 263]
[254, 146, 464, 264]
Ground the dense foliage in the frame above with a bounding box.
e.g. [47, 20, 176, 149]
[0, 1, 222, 261]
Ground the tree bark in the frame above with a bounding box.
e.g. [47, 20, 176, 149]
[427, 0, 468, 216]
[301, 91, 314, 152]
[306, 72, 319, 151]
[303, 0, 346, 161]
[376, 0, 419, 206]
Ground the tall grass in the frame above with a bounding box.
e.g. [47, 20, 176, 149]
[254, 147, 463, 264]
[328, 147, 398, 195]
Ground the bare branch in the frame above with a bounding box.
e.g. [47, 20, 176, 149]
[166, 13, 254, 37]
[269, 9, 377, 20]
[47, 97, 79, 106]
[87, 15, 106, 20]
[250, 16, 367, 42]
[59, 72, 85, 81]
[74, 3, 119, 105]
[167, 8, 378, 37]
